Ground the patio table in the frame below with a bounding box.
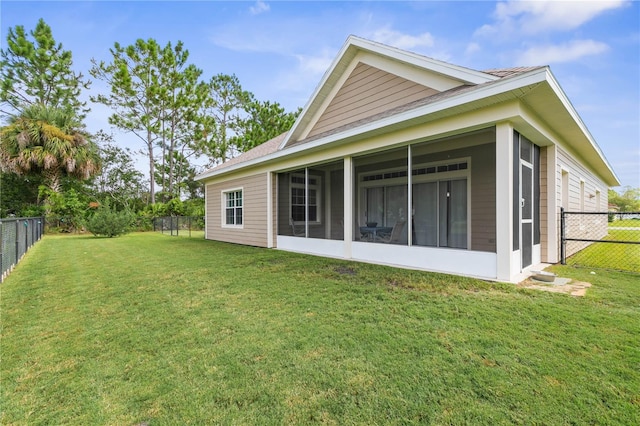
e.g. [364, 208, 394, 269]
[359, 226, 393, 241]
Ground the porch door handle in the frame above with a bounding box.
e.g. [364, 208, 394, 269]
[521, 198, 525, 208]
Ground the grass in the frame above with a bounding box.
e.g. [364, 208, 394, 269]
[610, 219, 640, 228]
[153, 229, 205, 239]
[1, 233, 639, 425]
[567, 229, 640, 272]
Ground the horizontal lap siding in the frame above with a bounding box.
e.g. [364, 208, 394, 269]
[308, 63, 438, 138]
[206, 173, 268, 247]
[556, 147, 609, 257]
[540, 147, 550, 261]
[556, 148, 608, 213]
[469, 144, 497, 253]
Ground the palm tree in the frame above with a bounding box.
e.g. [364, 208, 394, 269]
[0, 104, 100, 196]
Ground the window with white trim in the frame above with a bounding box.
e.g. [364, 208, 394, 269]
[224, 189, 243, 226]
[291, 174, 321, 223]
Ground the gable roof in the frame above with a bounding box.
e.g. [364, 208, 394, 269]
[196, 36, 619, 186]
[282, 35, 499, 148]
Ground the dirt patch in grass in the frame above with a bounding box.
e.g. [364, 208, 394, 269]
[518, 279, 592, 297]
[334, 266, 357, 276]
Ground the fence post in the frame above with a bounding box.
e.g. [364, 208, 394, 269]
[0, 221, 3, 278]
[24, 220, 28, 254]
[560, 207, 566, 265]
[188, 216, 192, 238]
[15, 219, 20, 262]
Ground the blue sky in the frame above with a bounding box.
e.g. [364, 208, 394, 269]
[1, 1, 638, 189]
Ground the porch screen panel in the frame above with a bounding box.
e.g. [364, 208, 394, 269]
[413, 182, 437, 246]
[386, 185, 408, 245]
[449, 179, 468, 249]
[329, 166, 345, 241]
[513, 131, 520, 251]
[534, 145, 540, 245]
[366, 188, 384, 226]
[522, 165, 533, 221]
[290, 170, 307, 223]
[522, 222, 533, 267]
[438, 182, 449, 247]
[439, 179, 467, 249]
[307, 176, 318, 222]
[354, 146, 408, 244]
[277, 169, 308, 238]
[277, 172, 293, 236]
[385, 185, 408, 229]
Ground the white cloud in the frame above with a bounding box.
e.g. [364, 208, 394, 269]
[249, 1, 270, 16]
[369, 27, 434, 50]
[465, 42, 481, 55]
[478, 0, 629, 36]
[275, 50, 336, 93]
[516, 39, 609, 65]
[295, 52, 335, 76]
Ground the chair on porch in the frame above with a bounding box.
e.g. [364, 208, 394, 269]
[375, 220, 406, 244]
[289, 217, 305, 237]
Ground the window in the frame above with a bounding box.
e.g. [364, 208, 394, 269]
[291, 174, 321, 223]
[224, 189, 243, 226]
[561, 169, 569, 210]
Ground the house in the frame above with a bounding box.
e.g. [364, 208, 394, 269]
[195, 36, 619, 283]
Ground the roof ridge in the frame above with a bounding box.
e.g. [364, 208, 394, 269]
[483, 66, 545, 78]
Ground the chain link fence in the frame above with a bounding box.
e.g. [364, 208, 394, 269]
[561, 209, 640, 273]
[153, 216, 205, 238]
[45, 216, 82, 233]
[1, 217, 45, 282]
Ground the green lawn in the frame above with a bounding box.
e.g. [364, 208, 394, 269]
[2, 233, 638, 425]
[154, 229, 205, 239]
[567, 229, 640, 272]
[610, 219, 640, 228]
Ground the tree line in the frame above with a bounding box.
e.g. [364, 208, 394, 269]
[0, 18, 299, 222]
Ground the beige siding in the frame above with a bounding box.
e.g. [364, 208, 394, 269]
[307, 62, 439, 138]
[468, 144, 497, 253]
[206, 173, 269, 247]
[555, 147, 609, 257]
[271, 173, 277, 247]
[540, 147, 550, 261]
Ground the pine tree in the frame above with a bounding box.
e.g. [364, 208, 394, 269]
[0, 18, 90, 119]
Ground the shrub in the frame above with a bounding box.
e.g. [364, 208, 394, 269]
[86, 205, 133, 237]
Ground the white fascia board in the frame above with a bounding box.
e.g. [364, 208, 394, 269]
[543, 69, 620, 186]
[196, 69, 549, 182]
[349, 36, 498, 85]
